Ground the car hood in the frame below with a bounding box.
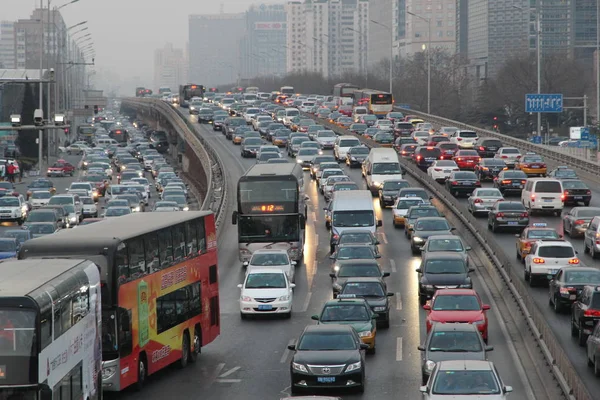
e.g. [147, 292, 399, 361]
[242, 288, 289, 298]
[428, 310, 484, 323]
[317, 138, 336, 143]
[363, 297, 388, 308]
[0, 252, 16, 259]
[320, 321, 372, 333]
[293, 349, 360, 366]
[422, 273, 469, 286]
[426, 350, 486, 364]
[413, 230, 453, 239]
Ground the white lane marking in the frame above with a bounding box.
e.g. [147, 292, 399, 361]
[281, 339, 296, 363]
[311, 211, 317, 221]
[219, 366, 240, 378]
[379, 232, 388, 244]
[216, 379, 242, 383]
[390, 259, 397, 273]
[396, 337, 403, 361]
[301, 292, 313, 312]
[396, 293, 402, 310]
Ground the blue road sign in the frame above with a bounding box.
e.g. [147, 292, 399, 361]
[525, 94, 563, 113]
[397, 104, 411, 109]
[581, 127, 590, 141]
[532, 136, 542, 144]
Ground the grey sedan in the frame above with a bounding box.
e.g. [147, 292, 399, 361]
[467, 188, 504, 216]
[562, 207, 600, 238]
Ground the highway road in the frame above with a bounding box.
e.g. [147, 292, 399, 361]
[111, 111, 542, 400]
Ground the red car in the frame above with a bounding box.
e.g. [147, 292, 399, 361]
[424, 289, 490, 342]
[437, 142, 459, 160]
[338, 105, 353, 117]
[46, 159, 75, 177]
[453, 150, 481, 170]
[426, 135, 450, 147]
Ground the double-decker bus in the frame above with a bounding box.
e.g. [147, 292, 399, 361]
[179, 84, 205, 106]
[333, 83, 360, 98]
[353, 89, 394, 118]
[19, 211, 220, 392]
[232, 164, 306, 262]
[280, 86, 295, 96]
[0, 258, 102, 400]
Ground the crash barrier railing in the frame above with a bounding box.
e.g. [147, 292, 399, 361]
[121, 98, 227, 231]
[394, 107, 600, 185]
[304, 113, 592, 400]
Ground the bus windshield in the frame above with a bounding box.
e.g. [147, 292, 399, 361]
[239, 215, 300, 242]
[239, 180, 297, 202]
[0, 309, 36, 356]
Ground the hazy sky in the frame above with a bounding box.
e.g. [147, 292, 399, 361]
[3, 0, 282, 90]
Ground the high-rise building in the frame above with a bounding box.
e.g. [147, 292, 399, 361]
[0, 21, 15, 69]
[188, 13, 245, 86]
[153, 43, 186, 93]
[395, 0, 457, 59]
[368, 0, 394, 68]
[286, 0, 369, 78]
[239, 4, 287, 80]
[573, 0, 598, 63]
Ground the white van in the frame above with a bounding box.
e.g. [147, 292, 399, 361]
[450, 130, 479, 149]
[328, 190, 382, 250]
[521, 178, 564, 215]
[283, 108, 300, 126]
[334, 135, 362, 161]
[362, 148, 404, 194]
[353, 107, 368, 122]
[95, 138, 119, 147]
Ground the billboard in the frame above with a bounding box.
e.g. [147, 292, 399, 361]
[254, 22, 286, 30]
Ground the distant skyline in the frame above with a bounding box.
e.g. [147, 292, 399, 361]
[2, 0, 284, 93]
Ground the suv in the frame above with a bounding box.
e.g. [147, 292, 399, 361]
[412, 146, 442, 171]
[524, 240, 579, 286]
[449, 130, 479, 149]
[476, 138, 503, 157]
[572, 286, 600, 346]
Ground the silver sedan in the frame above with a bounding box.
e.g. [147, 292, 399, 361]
[468, 188, 504, 216]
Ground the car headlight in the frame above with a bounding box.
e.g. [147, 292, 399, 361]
[138, 171, 143, 177]
[460, 283, 472, 288]
[358, 330, 373, 338]
[425, 360, 436, 372]
[102, 366, 116, 379]
[345, 361, 362, 372]
[373, 306, 386, 312]
[297, 159, 303, 163]
[134, 206, 141, 212]
[278, 295, 290, 301]
[241, 295, 252, 302]
[351, 157, 357, 161]
[292, 362, 308, 373]
[70, 216, 77, 223]
[334, 265, 340, 271]
[183, 206, 189, 211]
[423, 285, 434, 289]
[412, 236, 424, 243]
[372, 181, 381, 187]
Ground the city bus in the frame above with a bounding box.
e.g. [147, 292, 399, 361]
[179, 84, 205, 106]
[158, 86, 172, 95]
[109, 128, 129, 145]
[245, 86, 259, 94]
[280, 86, 295, 96]
[19, 211, 220, 392]
[232, 164, 306, 262]
[0, 258, 102, 400]
[333, 83, 360, 98]
[353, 89, 394, 118]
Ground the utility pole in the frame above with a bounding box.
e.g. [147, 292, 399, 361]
[39, 0, 45, 175]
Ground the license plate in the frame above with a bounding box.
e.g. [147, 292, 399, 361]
[531, 165, 540, 168]
[570, 295, 576, 300]
[544, 199, 553, 202]
[489, 148, 497, 151]
[550, 269, 558, 275]
[443, 170, 451, 173]
[462, 182, 472, 185]
[258, 305, 273, 311]
[512, 183, 521, 187]
[574, 196, 583, 200]
[466, 160, 473, 163]
[507, 221, 518, 225]
[317, 377, 336, 383]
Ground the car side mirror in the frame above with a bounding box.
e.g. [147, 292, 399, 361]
[237, 284, 243, 288]
[423, 303, 431, 310]
[387, 292, 394, 297]
[482, 304, 491, 310]
[291, 261, 297, 266]
[377, 220, 383, 227]
[360, 343, 369, 350]
[374, 240, 380, 245]
[372, 314, 379, 319]
[290, 283, 296, 288]
[382, 272, 391, 277]
[514, 234, 520, 238]
[242, 261, 249, 267]
[415, 268, 422, 273]
[465, 246, 472, 251]
[375, 254, 382, 259]
[504, 386, 513, 393]
[485, 345, 494, 352]
[366, 171, 371, 175]
[329, 273, 336, 278]
[311, 315, 319, 321]
[39, 384, 52, 400]
[232, 210, 238, 225]
[417, 345, 425, 351]
[419, 386, 428, 394]
[468, 268, 475, 273]
[287, 344, 296, 351]
[450, 227, 456, 231]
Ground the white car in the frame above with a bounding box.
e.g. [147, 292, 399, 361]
[243, 108, 260, 124]
[121, 182, 149, 205]
[243, 249, 296, 283]
[319, 168, 345, 189]
[450, 130, 479, 149]
[315, 131, 337, 150]
[48, 194, 82, 225]
[253, 115, 272, 131]
[322, 175, 351, 198]
[524, 240, 579, 286]
[80, 196, 98, 218]
[0, 195, 28, 224]
[257, 145, 280, 157]
[29, 191, 52, 208]
[68, 182, 95, 198]
[427, 160, 459, 182]
[298, 101, 316, 113]
[494, 147, 522, 168]
[467, 188, 504, 216]
[412, 131, 430, 145]
[392, 196, 426, 227]
[131, 177, 152, 198]
[374, 119, 394, 131]
[238, 268, 295, 318]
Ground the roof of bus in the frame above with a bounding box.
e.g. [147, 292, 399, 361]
[19, 211, 212, 251]
[242, 163, 302, 178]
[0, 258, 90, 297]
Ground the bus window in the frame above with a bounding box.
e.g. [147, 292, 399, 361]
[127, 238, 147, 280]
[158, 228, 174, 268]
[197, 218, 206, 253]
[172, 224, 186, 261]
[116, 244, 129, 285]
[144, 233, 160, 272]
[186, 221, 198, 255]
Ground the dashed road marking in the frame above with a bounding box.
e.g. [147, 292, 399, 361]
[390, 259, 397, 273]
[379, 232, 388, 244]
[396, 293, 402, 310]
[301, 292, 312, 312]
[396, 337, 403, 361]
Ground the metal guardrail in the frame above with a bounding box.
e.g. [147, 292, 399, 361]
[303, 113, 592, 400]
[121, 98, 228, 231]
[394, 107, 600, 184]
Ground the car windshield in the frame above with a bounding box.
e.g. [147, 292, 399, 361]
[564, 270, 600, 284]
[437, 161, 457, 167]
[336, 247, 375, 260]
[298, 149, 319, 156]
[320, 305, 370, 322]
[497, 202, 525, 211]
[476, 190, 501, 197]
[372, 163, 402, 174]
[27, 224, 55, 234]
[105, 208, 130, 216]
[425, 259, 466, 274]
[332, 210, 374, 228]
[318, 131, 336, 138]
[80, 197, 94, 205]
[525, 229, 559, 239]
[339, 233, 373, 245]
[523, 156, 543, 162]
[538, 246, 575, 258]
[71, 184, 90, 190]
[341, 282, 385, 297]
[0, 240, 16, 252]
[432, 370, 500, 395]
[576, 209, 600, 218]
[29, 181, 51, 188]
[0, 198, 19, 206]
[408, 208, 439, 218]
[245, 273, 286, 289]
[338, 265, 381, 277]
[428, 239, 464, 252]
[433, 295, 481, 311]
[297, 332, 357, 351]
[454, 172, 477, 180]
[415, 220, 450, 231]
[350, 147, 369, 155]
[250, 253, 289, 266]
[163, 195, 186, 205]
[429, 331, 483, 352]
[397, 199, 424, 209]
[562, 180, 587, 189]
[503, 171, 527, 179]
[383, 181, 408, 190]
[3, 230, 29, 243]
[555, 169, 576, 178]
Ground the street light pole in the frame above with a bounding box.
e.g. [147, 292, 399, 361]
[536, 8, 542, 139]
[39, 0, 45, 174]
[407, 11, 431, 114]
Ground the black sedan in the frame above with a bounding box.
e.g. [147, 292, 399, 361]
[562, 179, 592, 206]
[419, 323, 492, 385]
[410, 217, 455, 254]
[197, 108, 214, 123]
[346, 146, 370, 168]
[330, 260, 390, 298]
[337, 277, 393, 328]
[445, 171, 480, 197]
[493, 170, 528, 194]
[416, 252, 474, 305]
[474, 158, 507, 181]
[378, 179, 411, 207]
[549, 267, 600, 313]
[487, 201, 529, 233]
[288, 325, 367, 394]
[240, 138, 263, 158]
[212, 115, 227, 131]
[329, 244, 381, 272]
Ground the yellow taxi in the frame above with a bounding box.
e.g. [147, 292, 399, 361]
[515, 223, 562, 261]
[409, 118, 424, 127]
[514, 152, 547, 176]
[392, 196, 426, 227]
[337, 117, 353, 129]
[232, 132, 246, 144]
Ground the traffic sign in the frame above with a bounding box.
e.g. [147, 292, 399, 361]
[532, 136, 542, 144]
[397, 104, 411, 109]
[525, 94, 563, 113]
[581, 127, 590, 140]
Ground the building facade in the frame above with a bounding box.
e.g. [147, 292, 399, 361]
[153, 43, 187, 93]
[188, 13, 245, 86]
[0, 21, 15, 69]
[368, 0, 394, 68]
[239, 4, 287, 80]
[286, 0, 369, 78]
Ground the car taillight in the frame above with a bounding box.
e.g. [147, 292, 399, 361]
[475, 181, 481, 186]
[501, 155, 508, 158]
[560, 194, 565, 201]
[522, 163, 530, 168]
[521, 180, 527, 184]
[417, 155, 422, 160]
[457, 137, 463, 141]
[333, 234, 339, 240]
[587, 190, 592, 195]
[434, 168, 442, 171]
[521, 212, 529, 218]
[584, 310, 600, 317]
[501, 180, 511, 184]
[479, 146, 485, 151]
[574, 219, 586, 225]
[496, 212, 504, 218]
[451, 181, 459, 185]
[560, 287, 576, 294]
[564, 190, 570, 195]
[402, 151, 407, 155]
[531, 194, 536, 200]
[524, 242, 532, 249]
[474, 198, 483, 203]
[569, 258, 580, 265]
[533, 258, 545, 264]
[456, 157, 462, 161]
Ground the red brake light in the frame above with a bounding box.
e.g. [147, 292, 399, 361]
[451, 181, 459, 185]
[521, 212, 529, 218]
[521, 180, 527, 184]
[427, 147, 434, 150]
[560, 194, 565, 201]
[587, 190, 592, 195]
[584, 310, 600, 317]
[456, 157, 462, 161]
[479, 146, 485, 151]
[533, 258, 545, 264]
[569, 258, 580, 265]
[434, 168, 442, 172]
[416, 155, 422, 160]
[496, 212, 504, 218]
[574, 219, 586, 225]
[457, 137, 463, 141]
[501, 180, 511, 184]
[474, 198, 483, 203]
[531, 194, 536, 200]
[501, 155, 508, 158]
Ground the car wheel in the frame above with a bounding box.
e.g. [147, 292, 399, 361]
[491, 222, 498, 233]
[528, 272, 535, 287]
[419, 294, 427, 306]
[553, 295, 563, 313]
[595, 357, 600, 377]
[134, 357, 147, 391]
[524, 268, 530, 282]
[579, 325, 587, 346]
[516, 249, 521, 260]
[592, 245, 598, 259]
[240, 312, 247, 320]
[571, 315, 578, 336]
[189, 327, 201, 363]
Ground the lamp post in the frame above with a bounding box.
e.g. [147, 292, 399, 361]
[406, 11, 431, 114]
[370, 19, 393, 94]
